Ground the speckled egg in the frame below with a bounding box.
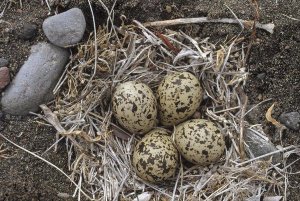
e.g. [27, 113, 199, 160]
[174, 119, 225, 165]
[112, 81, 157, 135]
[157, 72, 203, 126]
[132, 128, 178, 183]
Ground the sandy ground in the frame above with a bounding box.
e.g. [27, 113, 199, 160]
[0, 0, 299, 200]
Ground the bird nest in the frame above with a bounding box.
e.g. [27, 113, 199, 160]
[36, 12, 299, 201]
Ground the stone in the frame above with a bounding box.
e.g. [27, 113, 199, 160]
[48, 0, 71, 7]
[18, 23, 38, 40]
[1, 42, 69, 115]
[0, 67, 10, 90]
[0, 58, 9, 67]
[244, 129, 281, 164]
[279, 112, 300, 130]
[43, 8, 86, 47]
[245, 104, 264, 124]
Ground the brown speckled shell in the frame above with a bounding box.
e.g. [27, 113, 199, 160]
[174, 119, 225, 165]
[132, 128, 178, 183]
[112, 81, 157, 135]
[157, 72, 203, 126]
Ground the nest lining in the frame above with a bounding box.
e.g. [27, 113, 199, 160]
[36, 18, 299, 201]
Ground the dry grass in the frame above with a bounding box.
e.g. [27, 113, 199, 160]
[29, 2, 299, 201]
[0, 143, 12, 159]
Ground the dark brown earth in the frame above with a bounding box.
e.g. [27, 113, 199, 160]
[0, 0, 299, 200]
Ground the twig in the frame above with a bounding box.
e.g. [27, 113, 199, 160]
[143, 17, 275, 34]
[44, 0, 52, 12]
[244, 0, 260, 65]
[0, 144, 13, 159]
[281, 14, 300, 21]
[87, 0, 98, 82]
[236, 146, 296, 167]
[243, 98, 272, 117]
[224, 4, 244, 33]
[238, 88, 248, 160]
[0, 0, 8, 18]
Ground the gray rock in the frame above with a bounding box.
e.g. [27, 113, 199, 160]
[245, 104, 264, 124]
[18, 23, 38, 40]
[0, 58, 9, 67]
[245, 129, 281, 164]
[1, 42, 69, 115]
[43, 8, 86, 47]
[0, 67, 10, 90]
[279, 112, 300, 130]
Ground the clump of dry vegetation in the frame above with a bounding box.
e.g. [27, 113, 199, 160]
[36, 14, 299, 200]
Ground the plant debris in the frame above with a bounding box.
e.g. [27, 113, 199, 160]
[27, 5, 299, 201]
[266, 103, 287, 142]
[0, 143, 12, 159]
[266, 103, 285, 128]
[143, 17, 275, 34]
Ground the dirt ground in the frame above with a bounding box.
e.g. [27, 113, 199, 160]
[0, 0, 299, 200]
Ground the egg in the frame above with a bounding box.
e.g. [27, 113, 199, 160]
[174, 119, 225, 165]
[132, 128, 178, 183]
[112, 81, 157, 135]
[157, 72, 203, 126]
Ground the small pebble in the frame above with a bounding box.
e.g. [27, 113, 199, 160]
[166, 5, 172, 13]
[279, 112, 300, 130]
[257, 94, 263, 101]
[1, 42, 69, 115]
[0, 58, 9, 67]
[18, 23, 38, 40]
[256, 72, 266, 80]
[43, 8, 86, 47]
[0, 67, 10, 90]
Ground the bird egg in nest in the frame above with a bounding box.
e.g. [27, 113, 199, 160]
[157, 72, 203, 126]
[174, 119, 225, 165]
[112, 81, 157, 135]
[132, 128, 178, 182]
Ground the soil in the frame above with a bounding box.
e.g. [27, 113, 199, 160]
[0, 0, 299, 200]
